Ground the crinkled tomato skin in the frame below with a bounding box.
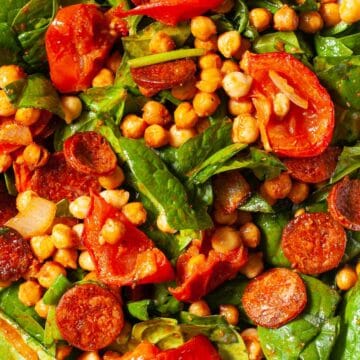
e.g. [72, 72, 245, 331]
[243, 52, 335, 158]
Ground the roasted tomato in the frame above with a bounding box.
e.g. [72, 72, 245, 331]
[242, 52, 335, 158]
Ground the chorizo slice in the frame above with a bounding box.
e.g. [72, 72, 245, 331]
[131, 59, 196, 96]
[281, 212, 346, 274]
[283, 147, 341, 183]
[242, 268, 307, 328]
[328, 177, 360, 231]
[56, 283, 124, 351]
[0, 227, 33, 282]
[30, 152, 101, 202]
[64, 132, 117, 176]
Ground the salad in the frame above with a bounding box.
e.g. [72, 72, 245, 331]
[0, 0, 359, 359]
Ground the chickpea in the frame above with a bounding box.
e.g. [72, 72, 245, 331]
[237, 211, 253, 225]
[240, 252, 264, 279]
[149, 31, 176, 53]
[239, 222, 261, 248]
[35, 298, 50, 318]
[193, 92, 220, 117]
[56, 345, 73, 360]
[100, 218, 126, 245]
[336, 266, 358, 290]
[53, 249, 78, 269]
[18, 280, 43, 306]
[0, 65, 25, 88]
[106, 52, 122, 73]
[262, 172, 292, 200]
[142, 101, 171, 126]
[51, 223, 76, 249]
[196, 79, 219, 94]
[259, 184, 277, 206]
[196, 118, 211, 133]
[232, 114, 259, 144]
[214, 0, 235, 14]
[38, 261, 66, 288]
[122, 202, 147, 226]
[92, 68, 114, 87]
[273, 93, 290, 117]
[78, 251, 96, 271]
[98, 166, 125, 190]
[83, 271, 98, 281]
[0, 154, 12, 173]
[217, 31, 242, 58]
[157, 213, 176, 234]
[211, 226, 242, 253]
[30, 235, 55, 261]
[288, 182, 310, 204]
[174, 102, 199, 129]
[0, 90, 16, 116]
[299, 11, 324, 33]
[100, 189, 130, 209]
[69, 195, 91, 219]
[61, 96, 83, 124]
[189, 300, 211, 317]
[191, 16, 217, 41]
[77, 351, 101, 360]
[194, 35, 218, 53]
[144, 124, 169, 148]
[339, 0, 360, 24]
[249, 8, 273, 32]
[213, 207, 238, 225]
[200, 68, 223, 89]
[23, 143, 49, 170]
[221, 59, 240, 74]
[223, 71, 253, 99]
[241, 328, 264, 360]
[219, 304, 239, 326]
[228, 98, 253, 116]
[199, 53, 222, 70]
[169, 125, 197, 148]
[274, 5, 299, 31]
[120, 114, 148, 139]
[16, 190, 37, 213]
[15, 108, 41, 126]
[171, 78, 197, 100]
[320, 3, 341, 27]
[72, 223, 84, 243]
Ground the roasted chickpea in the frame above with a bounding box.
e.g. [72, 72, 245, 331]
[169, 125, 197, 148]
[213, 207, 238, 225]
[18, 280, 43, 307]
[149, 31, 176, 53]
[53, 249, 78, 269]
[171, 78, 197, 100]
[220, 59, 240, 74]
[15, 108, 41, 126]
[69, 196, 91, 219]
[249, 8, 272, 32]
[0, 90, 16, 116]
[142, 101, 171, 126]
[219, 304, 239, 325]
[320, 3, 341, 27]
[144, 124, 169, 148]
[100, 189, 130, 209]
[100, 218, 126, 245]
[0, 65, 25, 88]
[194, 35, 218, 53]
[38, 261, 66, 288]
[23, 143, 49, 170]
[237, 211, 253, 225]
[30, 235, 55, 261]
[92, 68, 114, 87]
[299, 11, 324, 33]
[61, 96, 83, 124]
[287, 182, 310, 204]
[262, 172, 292, 200]
[241, 328, 264, 360]
[51, 223, 76, 249]
[98, 166, 125, 190]
[122, 202, 147, 226]
[274, 5, 299, 31]
[193, 92, 220, 117]
[228, 98, 253, 116]
[239, 222, 261, 248]
[239, 252, 264, 279]
[199, 53, 222, 70]
[0, 154, 12, 173]
[339, 0, 360, 24]
[35, 298, 50, 318]
[120, 114, 147, 139]
[78, 351, 101, 360]
[174, 102, 199, 129]
[16, 190, 37, 213]
[223, 71, 253, 99]
[336, 266, 358, 290]
[78, 251, 96, 272]
[189, 300, 211, 317]
[211, 226, 242, 253]
[217, 31, 242, 58]
[191, 16, 217, 41]
[232, 113, 259, 144]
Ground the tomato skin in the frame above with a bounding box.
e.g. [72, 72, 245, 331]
[243, 52, 335, 158]
[45, 4, 115, 93]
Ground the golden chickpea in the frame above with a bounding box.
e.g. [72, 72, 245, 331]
[100, 189, 130, 209]
[189, 300, 211, 317]
[100, 218, 126, 245]
[239, 222, 261, 248]
[53, 249, 78, 269]
[240, 252, 264, 279]
[69, 195, 91, 219]
[274, 5, 299, 31]
[61, 96, 83, 124]
[262, 172, 292, 200]
[336, 266, 358, 291]
[171, 78, 197, 100]
[0, 90, 16, 116]
[211, 226, 242, 253]
[157, 213, 176, 234]
[340, 0, 360, 24]
[287, 182, 310, 204]
[30, 235, 56, 261]
[219, 304, 239, 326]
[144, 124, 169, 148]
[38, 261, 66, 288]
[228, 98, 253, 116]
[51, 223, 76, 249]
[15, 108, 41, 126]
[56, 345, 73, 360]
[122, 202, 147, 226]
[35, 298, 50, 318]
[72, 223, 84, 244]
[217, 31, 242, 58]
[0, 65, 25, 88]
[0, 154, 12, 173]
[213, 207, 238, 225]
[223, 71, 253, 99]
[194, 35, 218, 53]
[92, 68, 114, 87]
[18, 280, 43, 306]
[201, 68, 223, 88]
[199, 53, 222, 70]
[16, 190, 37, 213]
[221, 59, 240, 74]
[249, 8, 272, 32]
[169, 125, 197, 148]
[120, 114, 148, 139]
[232, 113, 259, 144]
[191, 16, 217, 41]
[214, 0, 235, 13]
[196, 118, 210, 133]
[299, 11, 324, 33]
[106, 52, 122, 73]
[241, 328, 264, 360]
[142, 101, 171, 126]
[174, 102, 199, 129]
[193, 92, 220, 117]
[23, 143, 49, 170]
[98, 166, 125, 190]
[78, 351, 101, 360]
[320, 3, 341, 27]
[273, 93, 290, 117]
[196, 79, 219, 94]
[149, 31, 176, 53]
[259, 184, 277, 206]
[78, 251, 96, 272]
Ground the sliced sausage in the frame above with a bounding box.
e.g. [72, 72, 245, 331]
[242, 268, 307, 328]
[30, 152, 101, 202]
[0, 227, 33, 281]
[0, 192, 17, 226]
[64, 132, 117, 176]
[281, 212, 346, 274]
[56, 283, 124, 351]
[131, 59, 196, 96]
[283, 147, 341, 183]
[213, 171, 251, 213]
[328, 177, 360, 231]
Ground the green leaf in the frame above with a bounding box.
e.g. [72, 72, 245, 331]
[4, 170, 17, 196]
[153, 283, 183, 316]
[0, 0, 28, 25]
[331, 143, 360, 183]
[341, 230, 360, 264]
[4, 74, 64, 118]
[239, 193, 273, 213]
[249, 0, 282, 13]
[293, 0, 318, 12]
[55, 199, 72, 217]
[315, 34, 353, 57]
[127, 300, 151, 321]
[333, 106, 360, 145]
[231, 0, 258, 39]
[0, 23, 21, 66]
[42, 275, 72, 305]
[44, 306, 62, 347]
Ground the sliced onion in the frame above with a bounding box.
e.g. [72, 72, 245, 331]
[5, 196, 56, 239]
[268, 70, 308, 110]
[0, 122, 32, 146]
[253, 95, 272, 152]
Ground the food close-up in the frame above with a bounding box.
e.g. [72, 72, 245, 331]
[0, 0, 359, 359]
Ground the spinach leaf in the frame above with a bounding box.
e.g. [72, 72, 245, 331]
[4, 74, 64, 118]
[127, 300, 152, 321]
[341, 230, 360, 264]
[230, 0, 258, 39]
[0, 0, 28, 25]
[42, 275, 72, 305]
[315, 35, 353, 57]
[333, 106, 360, 145]
[249, 0, 282, 13]
[333, 280, 360, 359]
[258, 276, 341, 360]
[0, 23, 21, 66]
[331, 142, 360, 183]
[293, 0, 318, 12]
[43, 306, 62, 348]
[55, 199, 72, 217]
[255, 212, 291, 267]
[239, 193, 273, 213]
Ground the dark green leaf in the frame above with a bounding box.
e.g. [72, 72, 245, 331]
[239, 193, 273, 213]
[127, 300, 151, 321]
[0, 227, 10, 236]
[249, 0, 282, 13]
[55, 199, 72, 217]
[42, 275, 72, 305]
[331, 143, 360, 183]
[341, 230, 360, 264]
[333, 106, 360, 145]
[293, 0, 318, 12]
[315, 35, 353, 57]
[4, 171, 17, 196]
[0, 23, 21, 66]
[0, 0, 28, 25]
[153, 283, 183, 316]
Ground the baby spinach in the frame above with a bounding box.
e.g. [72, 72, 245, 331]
[249, 0, 282, 13]
[331, 142, 360, 183]
[43, 306, 62, 350]
[0, 24, 21, 66]
[42, 275, 72, 305]
[333, 107, 360, 145]
[127, 300, 152, 321]
[258, 276, 341, 360]
[239, 193, 273, 213]
[341, 230, 360, 264]
[315, 35, 353, 57]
